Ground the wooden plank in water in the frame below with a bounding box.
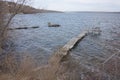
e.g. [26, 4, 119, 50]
[49, 31, 88, 65]
[62, 31, 87, 55]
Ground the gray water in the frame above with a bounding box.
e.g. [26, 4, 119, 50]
[9, 12, 120, 64]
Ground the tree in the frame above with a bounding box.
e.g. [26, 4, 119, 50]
[0, 0, 31, 74]
[0, 0, 31, 52]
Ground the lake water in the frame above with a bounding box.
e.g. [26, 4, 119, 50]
[9, 12, 120, 64]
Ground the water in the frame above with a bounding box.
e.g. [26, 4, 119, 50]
[9, 12, 120, 64]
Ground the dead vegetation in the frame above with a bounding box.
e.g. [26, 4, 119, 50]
[0, 49, 84, 80]
[0, 0, 29, 51]
[0, 46, 120, 80]
[0, 53, 36, 80]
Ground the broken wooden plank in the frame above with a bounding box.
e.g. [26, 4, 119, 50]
[61, 31, 88, 55]
[63, 31, 87, 51]
[49, 31, 88, 66]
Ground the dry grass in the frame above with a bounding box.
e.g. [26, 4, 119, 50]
[0, 53, 36, 80]
[0, 49, 82, 80]
[0, 48, 120, 80]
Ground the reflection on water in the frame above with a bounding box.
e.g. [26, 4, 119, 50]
[9, 12, 120, 64]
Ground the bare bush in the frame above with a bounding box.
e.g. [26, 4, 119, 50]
[0, 0, 30, 51]
[0, 0, 35, 80]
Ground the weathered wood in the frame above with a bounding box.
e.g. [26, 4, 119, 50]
[61, 31, 88, 55]
[49, 31, 88, 66]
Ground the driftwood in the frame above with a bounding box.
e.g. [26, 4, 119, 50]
[8, 26, 39, 30]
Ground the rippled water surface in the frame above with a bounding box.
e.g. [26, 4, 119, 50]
[9, 12, 120, 64]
